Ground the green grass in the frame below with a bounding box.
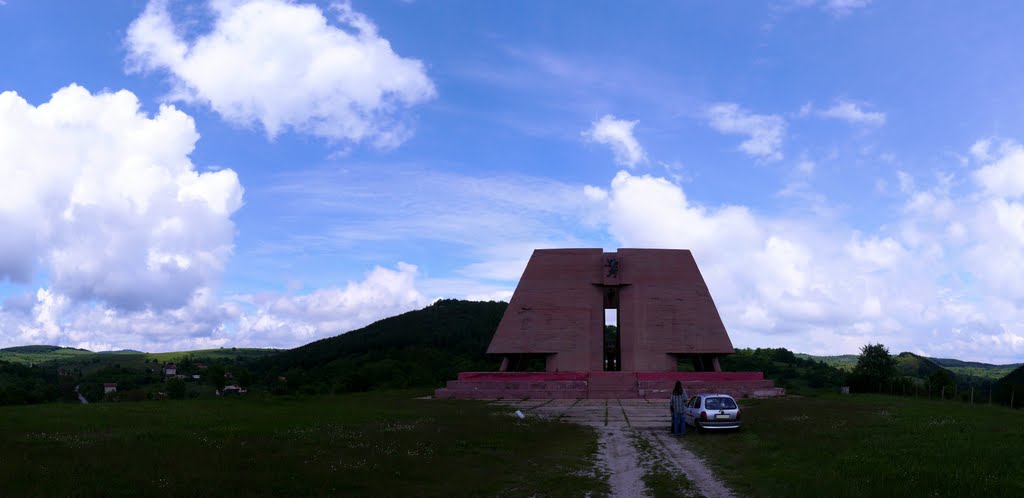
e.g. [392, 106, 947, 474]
[795, 353, 859, 371]
[144, 348, 280, 362]
[946, 365, 1020, 380]
[0, 390, 607, 497]
[0, 347, 278, 367]
[0, 347, 94, 365]
[684, 394, 1024, 498]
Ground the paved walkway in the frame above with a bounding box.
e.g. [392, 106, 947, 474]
[495, 399, 736, 498]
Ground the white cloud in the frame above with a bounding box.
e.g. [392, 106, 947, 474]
[0, 84, 242, 310]
[585, 166, 1024, 363]
[817, 100, 886, 126]
[126, 0, 436, 147]
[234, 263, 430, 344]
[973, 140, 1024, 197]
[582, 114, 646, 167]
[0, 263, 429, 351]
[824, 0, 872, 16]
[706, 103, 786, 160]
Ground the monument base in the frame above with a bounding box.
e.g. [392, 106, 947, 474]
[434, 371, 785, 400]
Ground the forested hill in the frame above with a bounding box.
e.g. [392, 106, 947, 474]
[254, 299, 508, 393]
[994, 364, 1024, 405]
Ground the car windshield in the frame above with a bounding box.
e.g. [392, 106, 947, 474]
[704, 397, 737, 410]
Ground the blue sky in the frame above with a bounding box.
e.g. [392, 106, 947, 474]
[2, 0, 1024, 363]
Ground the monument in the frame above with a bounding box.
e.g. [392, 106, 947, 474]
[436, 249, 783, 399]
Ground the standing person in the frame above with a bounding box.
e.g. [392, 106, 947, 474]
[670, 381, 689, 436]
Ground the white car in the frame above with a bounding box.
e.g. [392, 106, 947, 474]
[684, 393, 741, 431]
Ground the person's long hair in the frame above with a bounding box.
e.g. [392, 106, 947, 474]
[672, 380, 683, 396]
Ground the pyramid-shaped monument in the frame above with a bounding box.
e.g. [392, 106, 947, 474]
[436, 248, 783, 399]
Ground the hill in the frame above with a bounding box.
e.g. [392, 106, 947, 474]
[719, 348, 847, 392]
[0, 346, 94, 365]
[894, 352, 945, 378]
[929, 357, 1023, 380]
[254, 299, 508, 393]
[993, 364, 1024, 406]
[794, 353, 859, 371]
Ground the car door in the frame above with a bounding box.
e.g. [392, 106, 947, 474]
[683, 396, 698, 424]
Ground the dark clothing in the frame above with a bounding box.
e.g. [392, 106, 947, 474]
[670, 390, 689, 435]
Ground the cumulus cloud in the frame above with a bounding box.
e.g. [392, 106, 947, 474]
[235, 262, 430, 344]
[803, 99, 886, 126]
[585, 165, 1024, 363]
[706, 103, 786, 160]
[973, 139, 1024, 197]
[582, 114, 646, 167]
[823, 0, 872, 16]
[0, 263, 429, 351]
[0, 84, 242, 310]
[126, 0, 436, 147]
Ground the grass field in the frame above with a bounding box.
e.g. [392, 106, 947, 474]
[0, 391, 606, 497]
[685, 393, 1024, 498]
[945, 365, 1021, 380]
[0, 347, 94, 365]
[0, 347, 278, 367]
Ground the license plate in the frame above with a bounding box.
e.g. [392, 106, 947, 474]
[715, 414, 730, 420]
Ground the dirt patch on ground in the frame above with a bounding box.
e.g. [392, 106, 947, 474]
[596, 427, 648, 498]
[498, 399, 738, 498]
[646, 430, 736, 498]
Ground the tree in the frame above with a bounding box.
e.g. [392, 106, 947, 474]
[850, 343, 896, 392]
[207, 364, 226, 392]
[237, 368, 252, 389]
[166, 378, 186, 400]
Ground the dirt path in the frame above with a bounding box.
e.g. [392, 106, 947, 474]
[646, 430, 737, 498]
[497, 399, 737, 498]
[74, 384, 88, 404]
[596, 427, 648, 498]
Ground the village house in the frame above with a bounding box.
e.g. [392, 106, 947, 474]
[103, 383, 117, 394]
[162, 363, 176, 376]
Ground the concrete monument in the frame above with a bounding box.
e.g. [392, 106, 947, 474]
[436, 248, 783, 399]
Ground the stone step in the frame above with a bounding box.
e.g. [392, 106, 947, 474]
[433, 371, 785, 400]
[587, 389, 639, 399]
[446, 380, 588, 390]
[587, 373, 638, 390]
[638, 380, 775, 390]
[435, 388, 583, 400]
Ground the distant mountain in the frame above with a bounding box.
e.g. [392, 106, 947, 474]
[96, 349, 144, 354]
[930, 357, 1004, 369]
[993, 364, 1024, 406]
[894, 352, 946, 378]
[795, 353, 859, 371]
[255, 299, 508, 393]
[0, 345, 91, 354]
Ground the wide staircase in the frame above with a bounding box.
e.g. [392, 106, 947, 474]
[435, 371, 784, 400]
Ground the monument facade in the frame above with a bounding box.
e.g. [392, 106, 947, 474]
[488, 248, 733, 372]
[436, 248, 783, 399]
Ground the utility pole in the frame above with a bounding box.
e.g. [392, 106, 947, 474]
[971, 387, 974, 405]
[941, 386, 945, 401]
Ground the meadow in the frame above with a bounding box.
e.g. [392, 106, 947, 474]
[0, 391, 606, 497]
[685, 393, 1024, 498]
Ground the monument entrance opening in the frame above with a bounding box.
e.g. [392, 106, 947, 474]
[603, 309, 620, 371]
